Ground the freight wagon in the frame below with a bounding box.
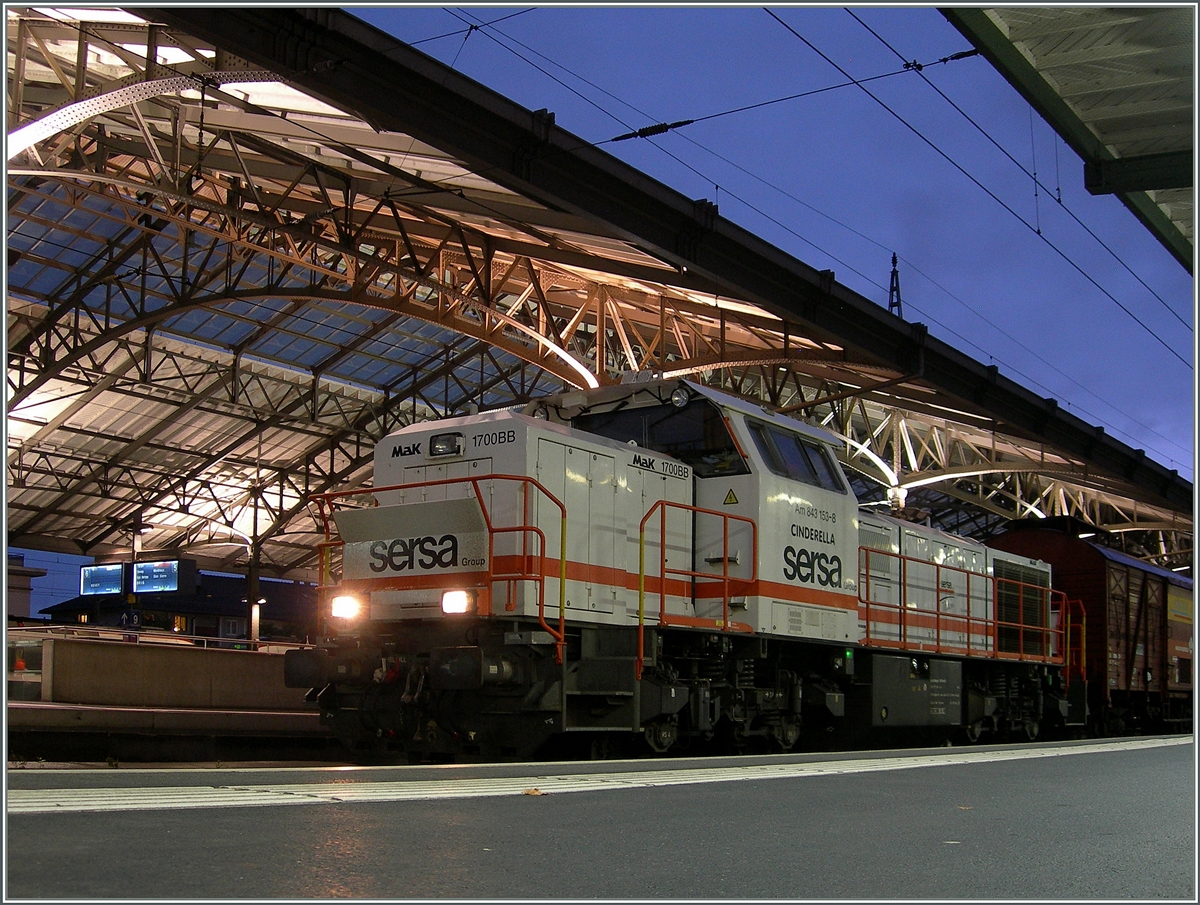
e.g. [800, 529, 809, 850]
[987, 519, 1192, 734]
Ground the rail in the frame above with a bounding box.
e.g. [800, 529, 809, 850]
[637, 500, 757, 679]
[310, 474, 569, 664]
[858, 547, 1066, 665]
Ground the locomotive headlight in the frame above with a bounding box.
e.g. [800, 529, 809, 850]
[330, 595, 363, 620]
[441, 589, 473, 614]
[429, 432, 463, 457]
[670, 386, 690, 408]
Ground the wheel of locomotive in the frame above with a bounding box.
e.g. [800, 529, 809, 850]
[771, 717, 801, 751]
[345, 734, 400, 766]
[1022, 719, 1040, 742]
[643, 718, 678, 755]
[588, 733, 615, 761]
[963, 720, 984, 744]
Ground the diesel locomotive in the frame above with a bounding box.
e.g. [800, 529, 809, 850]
[284, 378, 1192, 759]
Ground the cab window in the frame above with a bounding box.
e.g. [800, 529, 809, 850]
[573, 399, 750, 478]
[749, 421, 846, 493]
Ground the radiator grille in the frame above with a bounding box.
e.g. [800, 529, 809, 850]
[993, 558, 1050, 655]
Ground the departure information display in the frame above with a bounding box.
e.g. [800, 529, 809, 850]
[80, 562, 124, 596]
[132, 560, 179, 594]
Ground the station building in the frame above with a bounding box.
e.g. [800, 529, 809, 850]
[38, 570, 318, 645]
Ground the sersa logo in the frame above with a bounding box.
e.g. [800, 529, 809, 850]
[783, 546, 842, 588]
[370, 535, 458, 572]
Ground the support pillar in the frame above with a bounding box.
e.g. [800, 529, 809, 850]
[247, 542, 261, 642]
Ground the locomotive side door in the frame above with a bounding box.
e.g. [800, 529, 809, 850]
[625, 451, 695, 621]
[691, 453, 756, 623]
[535, 438, 618, 618]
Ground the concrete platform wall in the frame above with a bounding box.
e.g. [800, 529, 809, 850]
[41, 639, 309, 710]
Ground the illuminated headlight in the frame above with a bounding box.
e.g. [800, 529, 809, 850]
[429, 432, 462, 457]
[330, 595, 363, 619]
[441, 589, 472, 614]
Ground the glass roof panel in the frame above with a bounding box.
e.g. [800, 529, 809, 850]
[251, 331, 325, 363]
[28, 7, 145, 24]
[163, 310, 258, 348]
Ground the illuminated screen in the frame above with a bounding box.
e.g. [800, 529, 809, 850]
[80, 563, 124, 596]
[133, 560, 179, 594]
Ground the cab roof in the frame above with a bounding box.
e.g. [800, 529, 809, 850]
[525, 377, 843, 447]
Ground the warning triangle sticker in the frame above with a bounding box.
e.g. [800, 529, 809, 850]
[723, 489, 738, 505]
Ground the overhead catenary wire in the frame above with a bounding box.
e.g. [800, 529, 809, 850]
[16, 17, 1180, 566]
[766, 8, 1190, 370]
[1030, 105, 1041, 235]
[388, 9, 535, 196]
[390, 7, 1193, 469]
[607, 54, 978, 143]
[449, 6, 887, 290]
[419, 9, 1193, 469]
[404, 8, 535, 49]
[632, 137, 1194, 466]
[443, 8, 639, 131]
[451, 6, 1190, 436]
[845, 8, 1192, 335]
[439, 10, 877, 298]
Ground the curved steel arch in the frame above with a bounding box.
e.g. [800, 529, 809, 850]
[8, 71, 274, 159]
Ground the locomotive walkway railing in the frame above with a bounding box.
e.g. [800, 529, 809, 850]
[857, 547, 1067, 665]
[637, 500, 757, 679]
[311, 474, 569, 664]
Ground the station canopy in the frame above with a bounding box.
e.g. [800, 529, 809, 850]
[6, 7, 1193, 583]
[945, 7, 1193, 275]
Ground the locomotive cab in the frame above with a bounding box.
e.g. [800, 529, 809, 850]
[548, 380, 861, 643]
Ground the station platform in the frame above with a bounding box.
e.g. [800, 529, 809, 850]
[6, 737, 1193, 899]
[7, 626, 335, 762]
[8, 701, 321, 735]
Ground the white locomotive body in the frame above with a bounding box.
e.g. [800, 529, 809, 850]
[287, 379, 1068, 759]
[346, 408, 695, 629]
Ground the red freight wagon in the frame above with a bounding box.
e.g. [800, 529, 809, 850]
[987, 518, 1192, 733]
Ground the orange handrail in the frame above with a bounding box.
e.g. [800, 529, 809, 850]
[637, 500, 757, 679]
[858, 546, 1066, 665]
[310, 474, 569, 663]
